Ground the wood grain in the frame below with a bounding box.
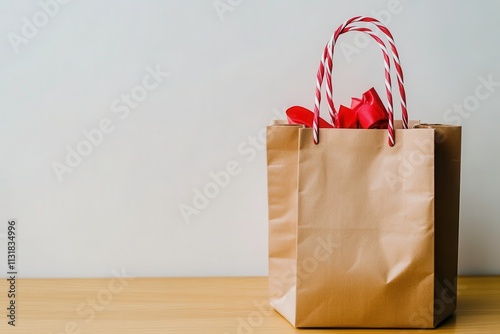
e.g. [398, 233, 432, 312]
[1, 276, 499, 333]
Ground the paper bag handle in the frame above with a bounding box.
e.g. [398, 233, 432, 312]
[329, 17, 408, 129]
[313, 17, 408, 147]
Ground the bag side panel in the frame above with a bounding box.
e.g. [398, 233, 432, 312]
[432, 125, 462, 326]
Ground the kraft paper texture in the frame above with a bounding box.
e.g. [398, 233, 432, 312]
[266, 122, 461, 328]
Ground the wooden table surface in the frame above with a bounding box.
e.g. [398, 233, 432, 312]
[1, 276, 499, 333]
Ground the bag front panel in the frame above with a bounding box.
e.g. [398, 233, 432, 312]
[294, 128, 436, 328]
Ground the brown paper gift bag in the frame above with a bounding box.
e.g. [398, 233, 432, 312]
[266, 17, 461, 328]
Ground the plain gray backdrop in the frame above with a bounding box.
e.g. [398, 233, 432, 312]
[0, 0, 499, 277]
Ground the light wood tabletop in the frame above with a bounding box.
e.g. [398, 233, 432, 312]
[0, 276, 499, 333]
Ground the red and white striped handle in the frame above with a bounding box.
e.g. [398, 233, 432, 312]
[330, 17, 408, 128]
[313, 17, 408, 146]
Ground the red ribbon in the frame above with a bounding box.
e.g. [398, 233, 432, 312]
[285, 105, 333, 128]
[286, 87, 388, 129]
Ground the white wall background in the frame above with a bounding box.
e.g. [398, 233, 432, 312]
[0, 0, 498, 278]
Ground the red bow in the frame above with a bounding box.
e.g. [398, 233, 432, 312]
[286, 87, 388, 129]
